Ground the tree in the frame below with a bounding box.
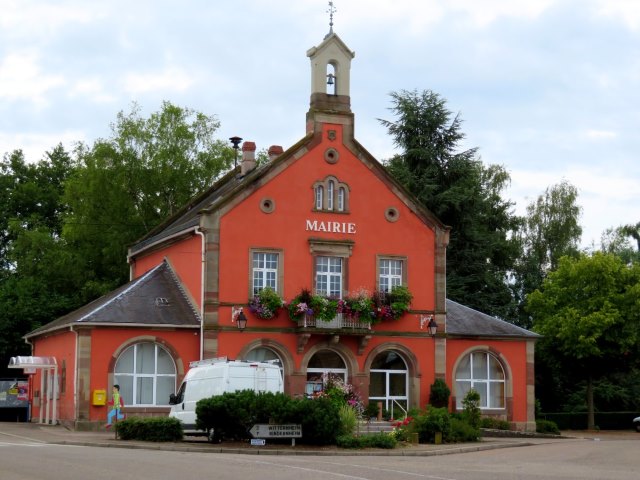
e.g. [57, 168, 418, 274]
[527, 252, 640, 429]
[63, 101, 236, 294]
[380, 89, 520, 319]
[0, 145, 77, 375]
[599, 224, 640, 265]
[512, 181, 583, 328]
[0, 146, 73, 271]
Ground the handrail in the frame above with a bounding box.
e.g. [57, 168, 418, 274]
[390, 399, 407, 420]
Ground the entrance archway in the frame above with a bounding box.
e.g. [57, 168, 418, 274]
[368, 350, 408, 418]
[305, 350, 347, 397]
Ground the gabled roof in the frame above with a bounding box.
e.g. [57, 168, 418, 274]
[26, 261, 200, 339]
[446, 299, 539, 339]
[129, 126, 449, 259]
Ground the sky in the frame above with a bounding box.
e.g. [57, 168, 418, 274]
[1, 0, 638, 248]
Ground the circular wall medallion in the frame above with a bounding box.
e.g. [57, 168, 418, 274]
[260, 197, 276, 214]
[324, 148, 339, 164]
[385, 207, 400, 222]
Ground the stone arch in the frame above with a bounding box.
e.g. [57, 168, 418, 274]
[451, 345, 513, 420]
[106, 335, 186, 389]
[364, 342, 419, 377]
[364, 342, 421, 411]
[300, 341, 359, 378]
[237, 338, 294, 377]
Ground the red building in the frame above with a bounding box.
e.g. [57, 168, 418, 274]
[20, 31, 538, 431]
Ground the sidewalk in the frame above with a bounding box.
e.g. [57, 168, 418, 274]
[0, 421, 593, 456]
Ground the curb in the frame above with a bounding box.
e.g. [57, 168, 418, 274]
[48, 439, 537, 456]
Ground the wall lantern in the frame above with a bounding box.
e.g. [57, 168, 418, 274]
[427, 317, 438, 336]
[420, 314, 438, 336]
[232, 306, 248, 331]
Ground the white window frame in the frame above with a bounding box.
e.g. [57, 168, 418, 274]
[315, 185, 324, 210]
[312, 176, 350, 213]
[378, 258, 403, 292]
[252, 251, 279, 295]
[114, 343, 176, 406]
[315, 256, 343, 298]
[455, 352, 506, 410]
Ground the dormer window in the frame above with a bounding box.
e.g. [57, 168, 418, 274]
[313, 176, 350, 213]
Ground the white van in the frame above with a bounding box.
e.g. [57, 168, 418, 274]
[168, 357, 283, 437]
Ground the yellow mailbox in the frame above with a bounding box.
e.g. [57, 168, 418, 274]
[92, 389, 106, 406]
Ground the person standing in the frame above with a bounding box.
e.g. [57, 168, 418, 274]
[106, 384, 125, 428]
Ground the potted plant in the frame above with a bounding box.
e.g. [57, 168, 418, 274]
[248, 287, 284, 319]
[287, 289, 314, 321]
[310, 295, 339, 322]
[342, 288, 376, 323]
[387, 285, 413, 319]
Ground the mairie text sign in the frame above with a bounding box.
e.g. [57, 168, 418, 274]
[249, 424, 302, 438]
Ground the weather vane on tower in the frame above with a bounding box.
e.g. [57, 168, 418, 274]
[327, 1, 336, 34]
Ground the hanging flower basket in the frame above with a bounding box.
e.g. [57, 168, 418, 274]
[248, 287, 284, 319]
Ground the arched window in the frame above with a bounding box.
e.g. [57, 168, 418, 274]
[338, 187, 345, 211]
[455, 351, 505, 409]
[306, 350, 347, 396]
[312, 176, 350, 213]
[327, 180, 334, 210]
[315, 185, 324, 210]
[114, 342, 176, 406]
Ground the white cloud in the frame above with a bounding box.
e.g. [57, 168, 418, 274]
[0, 131, 85, 162]
[449, 0, 555, 27]
[584, 129, 618, 140]
[0, 0, 104, 35]
[0, 52, 65, 106]
[69, 78, 117, 103]
[592, 0, 640, 30]
[122, 66, 195, 95]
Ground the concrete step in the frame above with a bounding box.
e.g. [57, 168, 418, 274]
[356, 420, 395, 435]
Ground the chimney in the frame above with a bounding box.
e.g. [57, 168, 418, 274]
[268, 145, 283, 162]
[241, 141, 256, 175]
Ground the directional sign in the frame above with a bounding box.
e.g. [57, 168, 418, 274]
[249, 424, 302, 438]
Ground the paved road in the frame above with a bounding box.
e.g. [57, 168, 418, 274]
[1, 425, 639, 480]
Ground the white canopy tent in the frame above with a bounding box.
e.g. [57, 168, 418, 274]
[8, 356, 58, 425]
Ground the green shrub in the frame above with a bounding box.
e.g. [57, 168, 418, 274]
[336, 433, 397, 449]
[363, 402, 379, 419]
[338, 404, 358, 436]
[480, 417, 511, 430]
[429, 378, 451, 408]
[195, 389, 344, 445]
[116, 416, 183, 442]
[462, 389, 481, 429]
[448, 417, 480, 442]
[362, 432, 397, 449]
[412, 406, 451, 443]
[536, 419, 560, 435]
[196, 390, 294, 442]
[295, 397, 342, 445]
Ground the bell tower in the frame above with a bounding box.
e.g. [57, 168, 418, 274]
[306, 23, 355, 119]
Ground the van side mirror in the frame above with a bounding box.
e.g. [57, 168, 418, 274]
[169, 393, 177, 405]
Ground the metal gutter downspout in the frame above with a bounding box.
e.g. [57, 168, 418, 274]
[195, 228, 206, 361]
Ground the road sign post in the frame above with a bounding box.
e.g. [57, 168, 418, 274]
[249, 424, 302, 446]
